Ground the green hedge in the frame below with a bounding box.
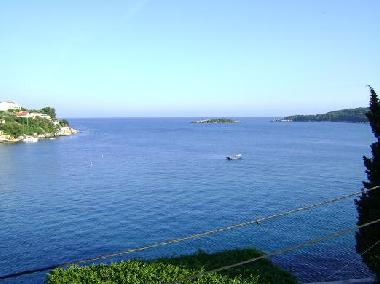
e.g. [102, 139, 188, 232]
[46, 249, 297, 284]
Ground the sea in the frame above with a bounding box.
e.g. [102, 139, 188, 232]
[0, 118, 375, 283]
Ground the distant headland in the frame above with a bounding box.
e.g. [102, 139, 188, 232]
[273, 107, 369, 123]
[191, 118, 239, 124]
[0, 100, 78, 144]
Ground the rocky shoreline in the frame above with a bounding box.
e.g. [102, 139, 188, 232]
[0, 126, 79, 144]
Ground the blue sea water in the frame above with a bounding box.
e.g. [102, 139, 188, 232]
[0, 118, 375, 283]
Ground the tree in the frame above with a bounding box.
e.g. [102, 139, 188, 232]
[40, 107, 56, 119]
[0, 121, 23, 137]
[59, 119, 70, 127]
[356, 85, 380, 281]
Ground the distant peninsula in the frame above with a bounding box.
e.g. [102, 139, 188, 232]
[274, 107, 369, 123]
[192, 118, 239, 124]
[0, 100, 78, 143]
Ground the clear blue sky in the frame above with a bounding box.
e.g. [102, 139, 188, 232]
[0, 0, 379, 117]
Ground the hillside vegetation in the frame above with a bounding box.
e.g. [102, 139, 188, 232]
[284, 107, 368, 123]
[0, 107, 68, 138]
[46, 249, 297, 284]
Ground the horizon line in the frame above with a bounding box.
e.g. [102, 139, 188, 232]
[62, 116, 280, 119]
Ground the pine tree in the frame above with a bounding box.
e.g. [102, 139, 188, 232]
[356, 86, 380, 281]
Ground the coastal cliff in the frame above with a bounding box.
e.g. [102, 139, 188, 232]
[0, 101, 78, 143]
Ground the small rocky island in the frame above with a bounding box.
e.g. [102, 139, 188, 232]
[0, 100, 78, 144]
[192, 118, 239, 124]
[274, 107, 369, 123]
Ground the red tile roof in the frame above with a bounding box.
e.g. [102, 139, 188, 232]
[16, 111, 29, 117]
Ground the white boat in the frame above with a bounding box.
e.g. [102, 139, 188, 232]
[226, 154, 242, 160]
[23, 137, 39, 143]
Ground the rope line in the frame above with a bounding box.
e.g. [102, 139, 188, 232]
[326, 239, 380, 280]
[0, 186, 378, 280]
[165, 218, 380, 284]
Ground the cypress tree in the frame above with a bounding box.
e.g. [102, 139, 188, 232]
[355, 85, 380, 281]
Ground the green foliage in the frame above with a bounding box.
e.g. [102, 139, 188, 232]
[0, 110, 60, 138]
[22, 117, 60, 135]
[40, 107, 57, 119]
[59, 119, 70, 127]
[46, 249, 297, 284]
[356, 86, 380, 281]
[0, 121, 24, 137]
[284, 107, 369, 123]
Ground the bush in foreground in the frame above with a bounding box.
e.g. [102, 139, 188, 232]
[46, 249, 297, 284]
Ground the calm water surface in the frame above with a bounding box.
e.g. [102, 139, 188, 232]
[0, 118, 374, 283]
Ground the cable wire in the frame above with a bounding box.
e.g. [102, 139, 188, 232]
[0, 186, 378, 280]
[165, 218, 380, 284]
[326, 239, 380, 280]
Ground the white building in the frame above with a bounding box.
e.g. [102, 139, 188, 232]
[16, 111, 52, 120]
[30, 112, 52, 120]
[0, 101, 21, 111]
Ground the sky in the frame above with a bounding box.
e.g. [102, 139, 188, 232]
[0, 0, 379, 118]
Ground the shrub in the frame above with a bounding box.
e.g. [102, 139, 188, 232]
[46, 249, 297, 284]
